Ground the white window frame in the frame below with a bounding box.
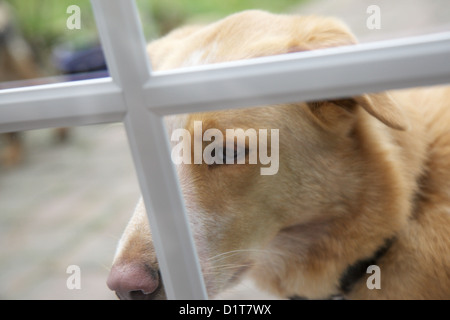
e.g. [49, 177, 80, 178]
[0, 0, 449, 299]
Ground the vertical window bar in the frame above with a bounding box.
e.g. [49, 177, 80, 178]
[90, 0, 208, 299]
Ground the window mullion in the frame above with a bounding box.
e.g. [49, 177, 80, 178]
[91, 0, 208, 300]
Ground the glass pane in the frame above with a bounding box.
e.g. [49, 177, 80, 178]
[0, 124, 140, 299]
[128, 0, 450, 300]
[136, 0, 310, 72]
[0, 0, 108, 90]
[297, 0, 450, 43]
[136, 0, 302, 41]
[137, 0, 450, 72]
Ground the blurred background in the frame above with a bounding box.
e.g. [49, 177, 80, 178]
[0, 0, 449, 299]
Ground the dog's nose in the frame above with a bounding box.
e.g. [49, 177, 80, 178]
[107, 263, 161, 300]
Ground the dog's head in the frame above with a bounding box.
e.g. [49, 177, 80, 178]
[107, 10, 412, 299]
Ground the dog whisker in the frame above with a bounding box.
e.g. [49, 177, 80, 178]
[208, 248, 290, 263]
[209, 264, 251, 271]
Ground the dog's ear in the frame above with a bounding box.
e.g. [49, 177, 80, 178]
[353, 93, 410, 131]
[289, 17, 409, 131]
[307, 92, 410, 132]
[307, 99, 357, 133]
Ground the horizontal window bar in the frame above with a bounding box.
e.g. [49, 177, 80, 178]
[144, 31, 450, 115]
[0, 78, 125, 133]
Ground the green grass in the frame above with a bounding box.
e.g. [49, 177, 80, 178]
[182, 0, 304, 16]
[5, 0, 97, 45]
[5, 0, 97, 72]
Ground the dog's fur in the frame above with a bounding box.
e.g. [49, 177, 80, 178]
[108, 10, 450, 300]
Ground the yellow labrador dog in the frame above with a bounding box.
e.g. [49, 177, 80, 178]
[107, 10, 450, 300]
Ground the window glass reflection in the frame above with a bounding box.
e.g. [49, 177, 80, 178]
[0, 0, 107, 90]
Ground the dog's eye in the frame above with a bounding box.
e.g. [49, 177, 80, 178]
[207, 145, 248, 167]
[222, 145, 247, 164]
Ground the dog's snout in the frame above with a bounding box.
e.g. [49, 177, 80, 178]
[107, 263, 161, 300]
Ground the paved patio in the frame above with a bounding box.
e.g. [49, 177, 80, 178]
[0, 124, 138, 299]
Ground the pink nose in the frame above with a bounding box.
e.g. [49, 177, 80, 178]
[107, 263, 160, 300]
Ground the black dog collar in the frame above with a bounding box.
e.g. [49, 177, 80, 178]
[289, 237, 396, 300]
